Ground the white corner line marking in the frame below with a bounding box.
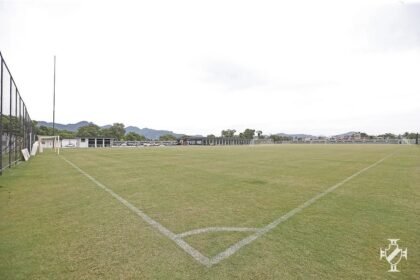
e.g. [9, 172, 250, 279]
[60, 156, 212, 267]
[177, 227, 259, 238]
[61, 152, 394, 267]
[208, 152, 395, 266]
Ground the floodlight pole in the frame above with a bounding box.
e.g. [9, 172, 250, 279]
[53, 55, 56, 145]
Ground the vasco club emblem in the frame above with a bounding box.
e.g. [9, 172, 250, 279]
[380, 239, 408, 272]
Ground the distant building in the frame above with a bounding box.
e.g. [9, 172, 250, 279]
[40, 137, 114, 148]
[178, 136, 251, 145]
[61, 138, 79, 148]
[39, 138, 55, 149]
[58, 138, 114, 148]
[352, 133, 362, 140]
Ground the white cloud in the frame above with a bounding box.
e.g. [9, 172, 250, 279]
[201, 60, 266, 90]
[1, 0, 419, 136]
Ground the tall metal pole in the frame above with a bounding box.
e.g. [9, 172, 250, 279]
[0, 54, 3, 174]
[9, 76, 12, 167]
[53, 55, 56, 137]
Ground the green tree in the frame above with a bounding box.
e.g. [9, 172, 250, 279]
[125, 132, 146, 141]
[38, 125, 54, 136]
[207, 134, 216, 138]
[221, 129, 236, 138]
[35, 124, 75, 138]
[159, 134, 177, 141]
[58, 130, 76, 139]
[108, 123, 125, 140]
[32, 120, 39, 135]
[256, 130, 263, 139]
[76, 123, 101, 137]
[240, 129, 255, 139]
[99, 128, 112, 137]
[269, 134, 291, 142]
[378, 133, 397, 139]
[403, 132, 418, 139]
[269, 135, 281, 142]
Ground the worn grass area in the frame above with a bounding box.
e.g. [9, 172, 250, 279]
[0, 145, 419, 279]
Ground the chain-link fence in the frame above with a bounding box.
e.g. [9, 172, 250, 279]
[0, 51, 35, 174]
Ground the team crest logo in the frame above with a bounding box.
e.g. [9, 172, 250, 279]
[380, 239, 407, 272]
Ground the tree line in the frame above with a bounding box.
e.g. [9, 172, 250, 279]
[216, 129, 264, 139]
[217, 128, 290, 141]
[216, 129, 419, 142]
[33, 121, 419, 142]
[33, 122, 177, 141]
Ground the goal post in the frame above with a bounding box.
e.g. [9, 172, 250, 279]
[37, 135, 60, 154]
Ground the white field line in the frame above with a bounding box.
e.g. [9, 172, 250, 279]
[177, 227, 259, 238]
[208, 152, 395, 266]
[61, 152, 394, 267]
[60, 156, 212, 267]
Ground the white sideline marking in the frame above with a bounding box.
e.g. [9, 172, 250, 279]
[177, 227, 259, 238]
[208, 153, 394, 266]
[60, 156, 212, 267]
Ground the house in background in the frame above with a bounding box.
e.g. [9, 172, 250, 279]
[59, 138, 115, 148]
[61, 138, 79, 148]
[40, 138, 55, 148]
[39, 137, 131, 148]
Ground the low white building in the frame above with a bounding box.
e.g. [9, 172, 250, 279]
[40, 137, 114, 149]
[61, 138, 79, 148]
[82, 137, 113, 148]
[40, 138, 54, 148]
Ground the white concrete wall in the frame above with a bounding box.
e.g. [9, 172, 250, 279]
[61, 139, 79, 148]
[79, 138, 89, 148]
[40, 139, 56, 149]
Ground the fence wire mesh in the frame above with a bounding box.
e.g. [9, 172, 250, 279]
[0, 51, 35, 174]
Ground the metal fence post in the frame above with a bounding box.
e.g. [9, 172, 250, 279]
[0, 52, 34, 173]
[15, 86, 18, 165]
[0, 55, 3, 174]
[9, 76, 12, 168]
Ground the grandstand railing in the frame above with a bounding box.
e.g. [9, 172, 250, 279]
[0, 51, 35, 174]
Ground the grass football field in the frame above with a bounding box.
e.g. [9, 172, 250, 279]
[1, 144, 419, 279]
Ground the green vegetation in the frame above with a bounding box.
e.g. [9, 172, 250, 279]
[269, 134, 292, 142]
[221, 129, 236, 138]
[220, 128, 257, 139]
[76, 123, 125, 140]
[124, 131, 147, 141]
[37, 125, 75, 139]
[35, 122, 148, 141]
[159, 134, 177, 141]
[239, 128, 255, 139]
[1, 145, 419, 279]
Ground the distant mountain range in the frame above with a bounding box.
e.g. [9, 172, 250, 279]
[275, 133, 316, 139]
[36, 121, 185, 140]
[333, 131, 358, 137]
[36, 121, 360, 140]
[276, 132, 361, 139]
[125, 126, 184, 140]
[37, 121, 92, 132]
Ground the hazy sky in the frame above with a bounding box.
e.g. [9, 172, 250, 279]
[1, 0, 419, 136]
